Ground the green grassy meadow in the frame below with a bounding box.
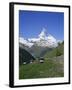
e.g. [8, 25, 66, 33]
[19, 57, 64, 79]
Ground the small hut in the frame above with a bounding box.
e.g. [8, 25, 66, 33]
[39, 57, 44, 63]
[23, 62, 26, 65]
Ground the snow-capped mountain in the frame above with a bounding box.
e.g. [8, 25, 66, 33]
[19, 28, 58, 48]
[19, 37, 34, 48]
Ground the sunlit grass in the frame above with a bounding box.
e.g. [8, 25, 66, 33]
[19, 58, 64, 79]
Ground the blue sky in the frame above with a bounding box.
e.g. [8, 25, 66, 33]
[19, 10, 64, 40]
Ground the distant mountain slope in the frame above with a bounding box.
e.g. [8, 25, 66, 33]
[19, 42, 53, 58]
[19, 47, 35, 65]
[28, 45, 53, 58]
[44, 42, 64, 58]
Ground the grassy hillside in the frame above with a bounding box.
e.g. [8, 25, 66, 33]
[19, 56, 64, 79]
[19, 42, 64, 79]
[44, 42, 64, 58]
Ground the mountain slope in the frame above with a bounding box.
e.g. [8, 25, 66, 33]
[44, 42, 64, 58]
[28, 45, 53, 58]
[19, 47, 35, 65]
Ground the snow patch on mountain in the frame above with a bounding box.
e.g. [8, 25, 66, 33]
[19, 37, 34, 48]
[28, 38, 40, 43]
[38, 28, 46, 40]
[36, 34, 58, 48]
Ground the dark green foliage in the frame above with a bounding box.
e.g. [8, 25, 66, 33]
[19, 47, 35, 65]
[56, 48, 62, 56]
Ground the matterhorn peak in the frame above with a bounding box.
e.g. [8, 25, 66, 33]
[19, 27, 58, 48]
[38, 28, 46, 40]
